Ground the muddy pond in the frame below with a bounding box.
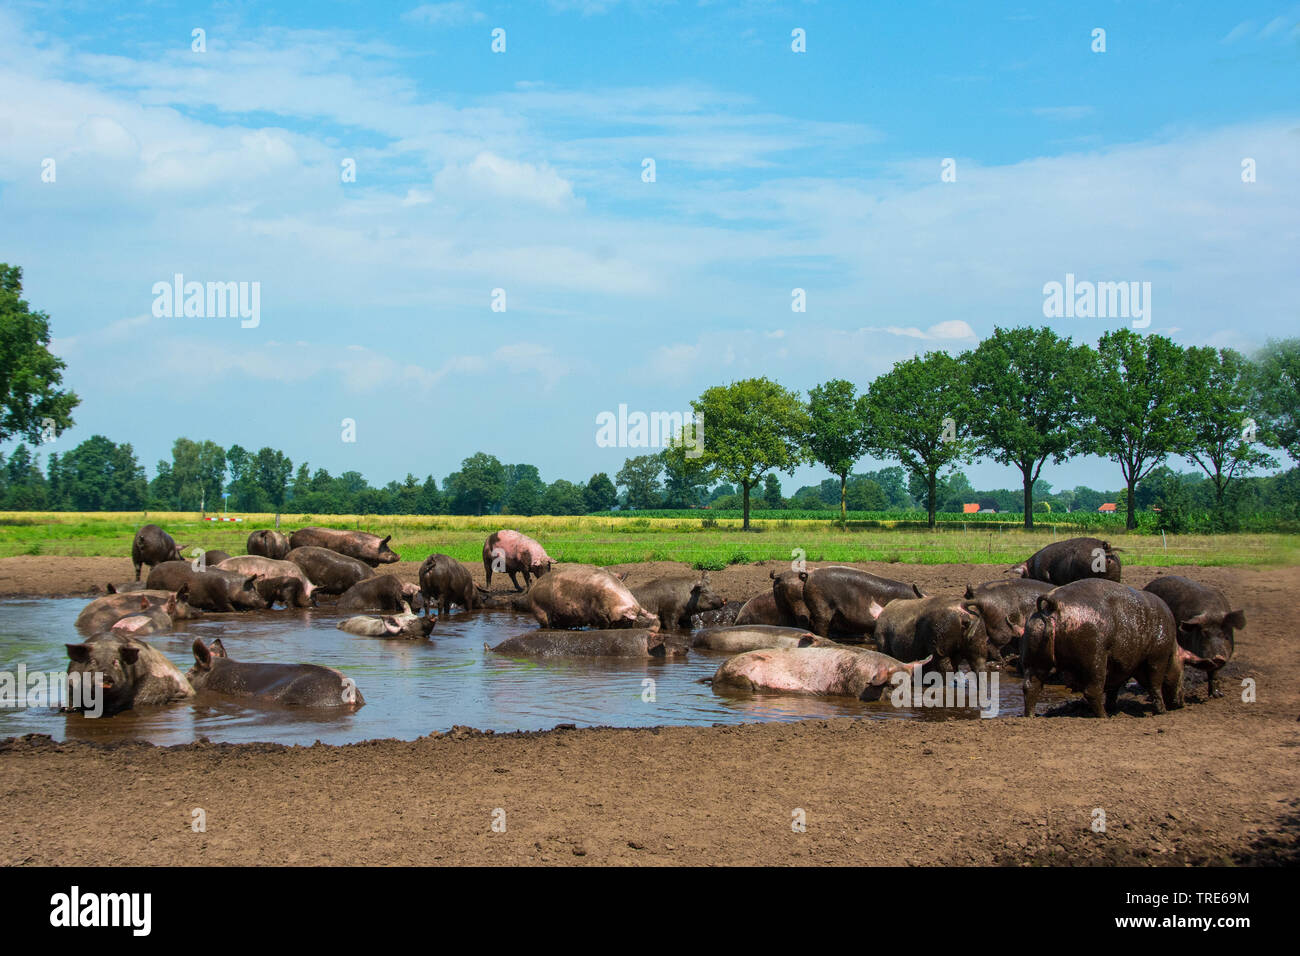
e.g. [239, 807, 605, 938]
[0, 599, 1067, 745]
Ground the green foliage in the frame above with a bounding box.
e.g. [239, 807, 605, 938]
[0, 264, 79, 444]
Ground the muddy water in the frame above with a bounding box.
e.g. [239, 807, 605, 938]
[0, 599, 1068, 745]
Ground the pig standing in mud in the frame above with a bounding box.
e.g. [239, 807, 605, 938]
[420, 554, 488, 615]
[786, 566, 924, 638]
[131, 524, 182, 581]
[489, 629, 681, 658]
[961, 579, 1054, 666]
[247, 529, 291, 560]
[631, 571, 725, 631]
[187, 638, 365, 708]
[65, 634, 194, 715]
[286, 546, 374, 594]
[873, 596, 988, 675]
[1143, 575, 1245, 699]
[288, 527, 399, 566]
[483, 530, 553, 591]
[526, 565, 659, 630]
[1011, 537, 1121, 585]
[709, 646, 929, 700]
[1020, 579, 1189, 718]
[76, 588, 200, 634]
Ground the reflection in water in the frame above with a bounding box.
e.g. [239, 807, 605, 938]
[0, 599, 1068, 746]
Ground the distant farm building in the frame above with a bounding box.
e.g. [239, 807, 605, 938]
[1098, 502, 1117, 513]
[977, 499, 999, 513]
[962, 503, 980, 514]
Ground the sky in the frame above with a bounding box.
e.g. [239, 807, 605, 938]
[1, 0, 1297, 498]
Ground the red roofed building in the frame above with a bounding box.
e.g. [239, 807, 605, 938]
[1098, 502, 1117, 513]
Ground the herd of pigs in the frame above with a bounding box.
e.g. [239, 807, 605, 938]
[62, 525, 1244, 721]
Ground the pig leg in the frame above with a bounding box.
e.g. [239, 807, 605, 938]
[1022, 674, 1044, 717]
[1206, 667, 1222, 699]
[807, 607, 832, 638]
[483, 555, 493, 589]
[1144, 657, 1169, 715]
[508, 570, 523, 591]
[1084, 676, 1109, 718]
[134, 560, 142, 582]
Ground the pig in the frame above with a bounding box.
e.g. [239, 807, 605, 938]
[735, 590, 797, 627]
[289, 527, 399, 566]
[526, 565, 660, 630]
[146, 561, 267, 612]
[631, 571, 725, 631]
[480, 590, 534, 611]
[691, 625, 834, 653]
[795, 566, 924, 638]
[247, 529, 291, 560]
[336, 574, 422, 612]
[488, 628, 683, 658]
[108, 602, 174, 638]
[483, 530, 553, 591]
[200, 549, 231, 568]
[76, 588, 200, 634]
[961, 579, 1055, 665]
[768, 569, 813, 627]
[188, 638, 365, 708]
[1143, 575, 1245, 698]
[254, 575, 312, 609]
[338, 610, 434, 639]
[1011, 537, 1121, 585]
[419, 554, 488, 615]
[286, 546, 374, 594]
[65, 633, 194, 715]
[690, 600, 745, 630]
[105, 582, 147, 594]
[1021, 579, 1186, 718]
[873, 596, 988, 675]
[217, 556, 318, 604]
[131, 524, 182, 580]
[709, 646, 930, 700]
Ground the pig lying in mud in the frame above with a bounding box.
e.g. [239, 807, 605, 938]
[131, 524, 182, 580]
[76, 588, 200, 634]
[784, 566, 924, 638]
[336, 574, 421, 612]
[1011, 537, 1121, 585]
[873, 596, 988, 674]
[483, 530, 553, 591]
[631, 571, 725, 631]
[736, 590, 797, 627]
[420, 554, 488, 615]
[527, 565, 660, 630]
[1143, 575, 1245, 698]
[146, 561, 267, 612]
[286, 546, 374, 594]
[1021, 579, 1190, 718]
[107, 601, 175, 637]
[247, 529, 291, 560]
[289, 527, 399, 566]
[690, 600, 745, 629]
[218, 556, 317, 606]
[65, 634, 194, 715]
[338, 610, 434, 639]
[488, 629, 683, 658]
[961, 579, 1054, 666]
[188, 638, 365, 708]
[709, 646, 930, 701]
[691, 625, 834, 653]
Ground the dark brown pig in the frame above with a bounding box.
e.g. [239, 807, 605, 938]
[488, 628, 682, 658]
[1143, 575, 1244, 698]
[200, 549, 231, 568]
[690, 600, 745, 629]
[873, 596, 987, 674]
[1011, 537, 1121, 585]
[962, 579, 1055, 665]
[131, 524, 182, 580]
[288, 527, 399, 566]
[419, 554, 488, 615]
[768, 569, 812, 626]
[796, 566, 924, 638]
[218, 555, 317, 604]
[254, 575, 312, 608]
[631, 571, 725, 631]
[286, 546, 374, 594]
[736, 590, 796, 627]
[75, 587, 200, 634]
[482, 530, 553, 590]
[187, 638, 365, 708]
[709, 646, 929, 700]
[247, 529, 291, 560]
[65, 633, 194, 715]
[336, 574, 421, 612]
[526, 565, 659, 630]
[1021, 579, 1185, 718]
[146, 561, 267, 612]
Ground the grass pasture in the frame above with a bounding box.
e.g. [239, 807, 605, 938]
[0, 511, 1293, 569]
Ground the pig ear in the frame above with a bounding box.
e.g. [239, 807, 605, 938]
[769, 570, 777, 580]
[176, 584, 190, 602]
[106, 583, 117, 594]
[1225, 610, 1246, 630]
[139, 597, 149, 609]
[1035, 595, 1057, 616]
[798, 571, 808, 582]
[962, 601, 981, 617]
[964, 583, 975, 599]
[66, 643, 93, 663]
[869, 600, 884, 620]
[119, 646, 141, 665]
[381, 536, 391, 547]
[210, 638, 228, 658]
[192, 639, 213, 669]
[1182, 612, 1210, 629]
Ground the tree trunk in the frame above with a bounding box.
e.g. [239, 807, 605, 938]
[1022, 470, 1034, 530]
[840, 474, 847, 528]
[927, 469, 937, 530]
[742, 480, 751, 531]
[1125, 476, 1137, 531]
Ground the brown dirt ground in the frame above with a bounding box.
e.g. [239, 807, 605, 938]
[0, 555, 1296, 866]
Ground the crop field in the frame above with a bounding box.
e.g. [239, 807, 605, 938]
[0, 511, 1293, 568]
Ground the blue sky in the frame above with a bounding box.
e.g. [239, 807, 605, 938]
[1, 0, 1297, 497]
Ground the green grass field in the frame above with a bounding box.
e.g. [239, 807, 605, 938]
[0, 511, 1294, 569]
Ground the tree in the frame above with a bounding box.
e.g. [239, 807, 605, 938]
[584, 473, 617, 513]
[0, 264, 79, 444]
[865, 350, 974, 528]
[1182, 347, 1277, 516]
[1255, 338, 1300, 464]
[807, 379, 872, 525]
[966, 328, 1092, 529]
[58, 435, 146, 510]
[1086, 330, 1192, 530]
[691, 378, 808, 530]
[503, 464, 545, 515]
[615, 454, 664, 510]
[542, 479, 588, 515]
[447, 452, 506, 515]
[761, 473, 785, 509]
[170, 438, 226, 511]
[252, 447, 293, 511]
[844, 476, 886, 511]
[661, 427, 714, 508]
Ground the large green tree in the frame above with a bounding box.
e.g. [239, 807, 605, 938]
[691, 377, 808, 530]
[58, 435, 146, 510]
[615, 454, 664, 510]
[1255, 338, 1300, 464]
[865, 350, 973, 528]
[447, 452, 506, 515]
[966, 327, 1092, 529]
[807, 379, 872, 526]
[0, 264, 79, 444]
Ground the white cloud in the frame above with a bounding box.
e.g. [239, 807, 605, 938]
[402, 3, 486, 25]
[859, 322, 979, 341]
[433, 152, 578, 208]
